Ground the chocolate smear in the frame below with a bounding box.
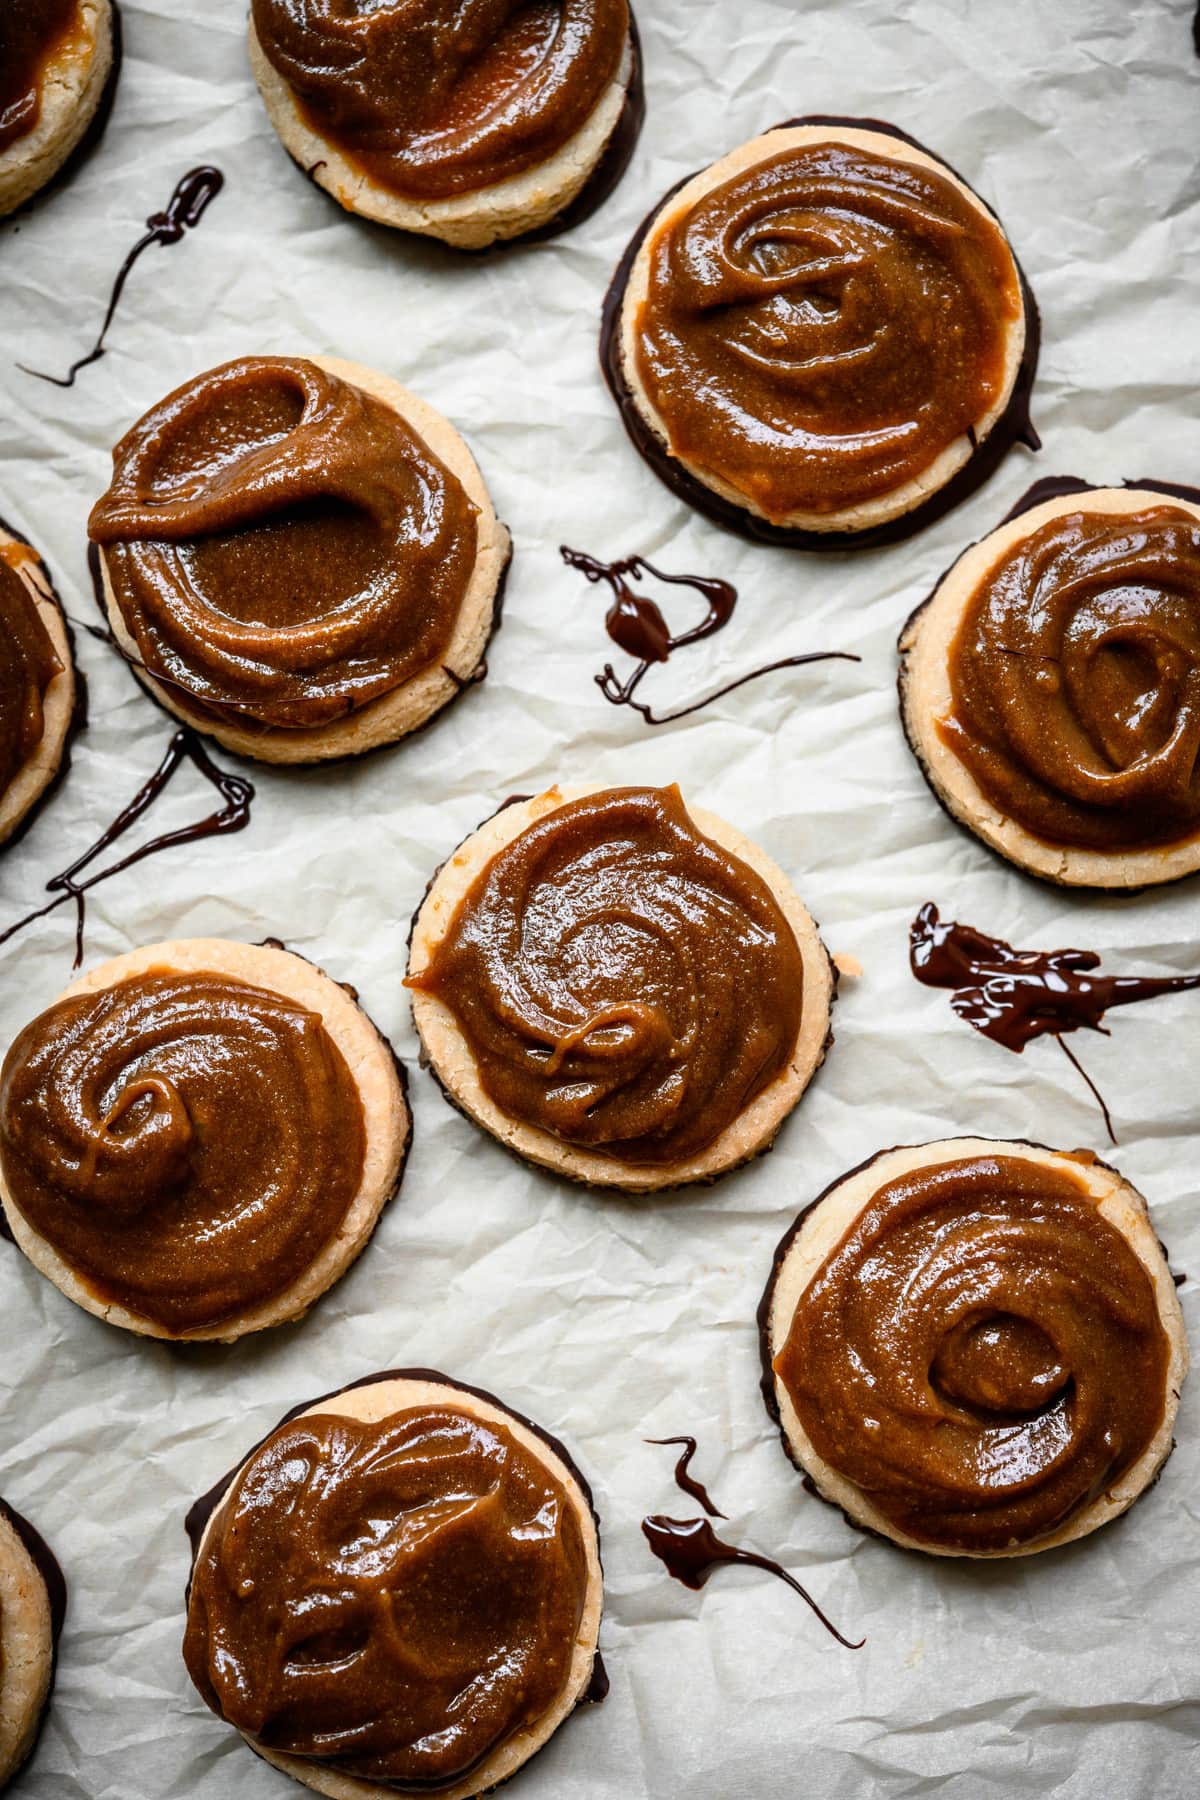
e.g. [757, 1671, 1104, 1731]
[646, 1436, 725, 1518]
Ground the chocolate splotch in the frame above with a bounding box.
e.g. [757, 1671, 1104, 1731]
[645, 1436, 725, 1518]
[910, 902, 1200, 1140]
[561, 546, 858, 725]
[642, 1516, 862, 1649]
[0, 726, 253, 969]
[20, 167, 224, 388]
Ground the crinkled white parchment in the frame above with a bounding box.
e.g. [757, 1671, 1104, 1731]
[1, 2, 1199, 1795]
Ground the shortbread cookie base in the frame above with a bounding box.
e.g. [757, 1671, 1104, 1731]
[0, 525, 78, 848]
[0, 0, 115, 218]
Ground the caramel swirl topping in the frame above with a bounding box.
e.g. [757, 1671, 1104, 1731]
[88, 357, 478, 732]
[632, 138, 1023, 522]
[409, 786, 804, 1164]
[0, 557, 62, 804]
[184, 1404, 589, 1788]
[252, 0, 629, 201]
[774, 1154, 1171, 1552]
[940, 504, 1200, 850]
[0, 971, 366, 1331]
[0, 1, 82, 156]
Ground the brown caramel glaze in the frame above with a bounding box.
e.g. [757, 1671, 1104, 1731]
[0, 3, 123, 218]
[21, 166, 224, 388]
[0, 726, 252, 970]
[0, 1495, 66, 1774]
[0, 557, 62, 802]
[0, 965, 365, 1332]
[285, 11, 644, 253]
[89, 357, 479, 732]
[938, 496, 1200, 853]
[642, 1517, 862, 1649]
[602, 116, 1041, 551]
[767, 1151, 1171, 1554]
[645, 1436, 725, 1517]
[254, 0, 629, 200]
[184, 1372, 607, 1762]
[0, 1, 82, 156]
[407, 785, 805, 1165]
[0, 514, 87, 857]
[561, 545, 860, 724]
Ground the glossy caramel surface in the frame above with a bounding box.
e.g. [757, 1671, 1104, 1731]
[410, 786, 805, 1164]
[632, 139, 1022, 522]
[88, 357, 478, 732]
[940, 505, 1200, 850]
[252, 0, 629, 200]
[0, 0, 81, 156]
[0, 970, 366, 1331]
[0, 556, 61, 803]
[184, 1404, 589, 1787]
[774, 1154, 1170, 1551]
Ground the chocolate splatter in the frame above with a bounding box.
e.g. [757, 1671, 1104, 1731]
[642, 1516, 863, 1649]
[911, 902, 1200, 1142]
[646, 1436, 726, 1519]
[20, 166, 224, 387]
[561, 546, 859, 725]
[0, 727, 253, 969]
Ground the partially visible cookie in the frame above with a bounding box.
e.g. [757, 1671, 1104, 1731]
[0, 938, 410, 1342]
[248, 0, 639, 248]
[0, 1, 115, 219]
[0, 1497, 64, 1789]
[761, 1137, 1188, 1557]
[0, 518, 78, 850]
[408, 784, 834, 1190]
[900, 479, 1200, 887]
[184, 1369, 605, 1799]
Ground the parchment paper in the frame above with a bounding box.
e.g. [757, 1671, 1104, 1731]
[1, 3, 1198, 1795]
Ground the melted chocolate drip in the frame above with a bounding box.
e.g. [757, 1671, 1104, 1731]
[646, 1436, 726, 1518]
[911, 902, 1200, 1141]
[600, 115, 1042, 551]
[20, 166, 224, 387]
[0, 727, 253, 969]
[642, 1516, 863, 1649]
[561, 546, 859, 725]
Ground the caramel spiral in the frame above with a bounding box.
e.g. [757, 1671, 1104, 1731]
[0, 972, 366, 1331]
[774, 1155, 1170, 1551]
[633, 139, 1023, 521]
[941, 505, 1200, 849]
[252, 0, 629, 200]
[410, 786, 804, 1164]
[88, 357, 478, 731]
[184, 1406, 588, 1787]
[0, 558, 61, 800]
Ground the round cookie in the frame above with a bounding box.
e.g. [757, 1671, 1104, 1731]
[248, 4, 639, 249]
[0, 938, 410, 1342]
[0, 1498, 64, 1789]
[408, 784, 834, 1191]
[184, 1368, 605, 1800]
[0, 1, 116, 219]
[605, 116, 1038, 548]
[0, 519, 78, 850]
[899, 478, 1200, 888]
[91, 355, 509, 765]
[761, 1137, 1188, 1558]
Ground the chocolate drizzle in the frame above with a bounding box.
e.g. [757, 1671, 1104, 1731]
[642, 1517, 863, 1649]
[600, 115, 1041, 551]
[646, 1436, 725, 1518]
[561, 546, 859, 724]
[0, 727, 253, 969]
[911, 901, 1200, 1141]
[20, 166, 224, 387]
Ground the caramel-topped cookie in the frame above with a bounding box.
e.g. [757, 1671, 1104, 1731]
[900, 481, 1200, 886]
[0, 519, 78, 849]
[88, 355, 508, 764]
[0, 1, 116, 218]
[184, 1370, 604, 1799]
[761, 1138, 1187, 1557]
[0, 939, 409, 1341]
[606, 119, 1037, 545]
[408, 784, 833, 1190]
[249, 0, 639, 247]
[0, 1498, 64, 1789]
